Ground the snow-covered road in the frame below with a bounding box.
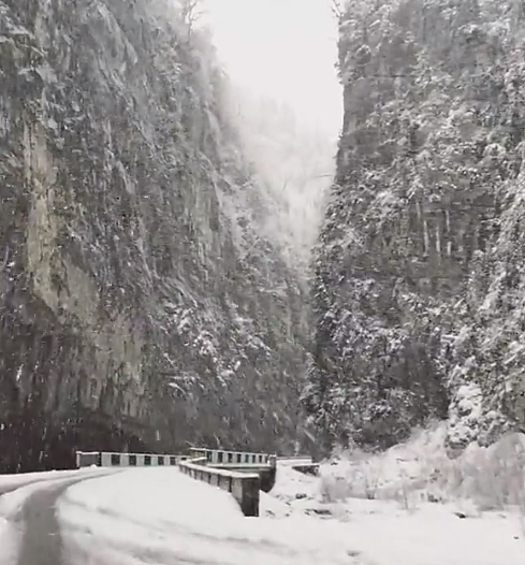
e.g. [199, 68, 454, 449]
[0, 469, 118, 565]
[58, 466, 365, 565]
[0, 453, 524, 565]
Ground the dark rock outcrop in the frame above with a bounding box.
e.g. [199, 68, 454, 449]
[0, 0, 307, 472]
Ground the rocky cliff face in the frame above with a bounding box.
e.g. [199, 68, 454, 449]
[0, 0, 307, 472]
[305, 0, 525, 453]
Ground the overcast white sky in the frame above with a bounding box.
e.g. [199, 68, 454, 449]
[203, 0, 342, 138]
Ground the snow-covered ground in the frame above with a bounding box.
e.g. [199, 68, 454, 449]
[56, 429, 525, 565]
[58, 468, 362, 565]
[0, 467, 115, 565]
[0, 468, 105, 493]
[1, 427, 524, 565]
[269, 459, 525, 565]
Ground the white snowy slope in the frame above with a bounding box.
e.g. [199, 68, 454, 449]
[314, 424, 525, 565]
[56, 438, 525, 565]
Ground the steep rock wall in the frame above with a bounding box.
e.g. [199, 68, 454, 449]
[0, 0, 306, 472]
[305, 0, 525, 453]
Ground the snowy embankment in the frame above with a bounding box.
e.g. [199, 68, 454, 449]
[56, 428, 525, 565]
[310, 423, 525, 564]
[320, 422, 525, 511]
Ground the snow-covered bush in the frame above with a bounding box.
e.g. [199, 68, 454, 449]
[438, 433, 525, 511]
[319, 423, 525, 512]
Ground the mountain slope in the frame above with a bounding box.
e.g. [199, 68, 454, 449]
[305, 0, 525, 452]
[0, 0, 306, 472]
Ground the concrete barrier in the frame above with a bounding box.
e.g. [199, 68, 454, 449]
[179, 458, 261, 517]
[290, 462, 320, 476]
[75, 451, 185, 468]
[276, 456, 319, 476]
[211, 462, 277, 492]
[277, 455, 314, 462]
[189, 448, 277, 492]
[75, 451, 101, 467]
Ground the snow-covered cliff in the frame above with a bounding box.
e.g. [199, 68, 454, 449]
[306, 0, 525, 453]
[0, 0, 307, 471]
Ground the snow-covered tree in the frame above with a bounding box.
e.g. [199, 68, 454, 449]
[305, 0, 525, 453]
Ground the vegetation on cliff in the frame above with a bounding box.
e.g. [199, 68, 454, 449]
[305, 0, 525, 453]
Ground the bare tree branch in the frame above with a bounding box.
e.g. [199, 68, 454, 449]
[331, 0, 344, 20]
[179, 0, 204, 37]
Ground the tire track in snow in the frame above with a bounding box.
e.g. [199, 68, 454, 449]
[16, 482, 73, 565]
[0, 471, 118, 565]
